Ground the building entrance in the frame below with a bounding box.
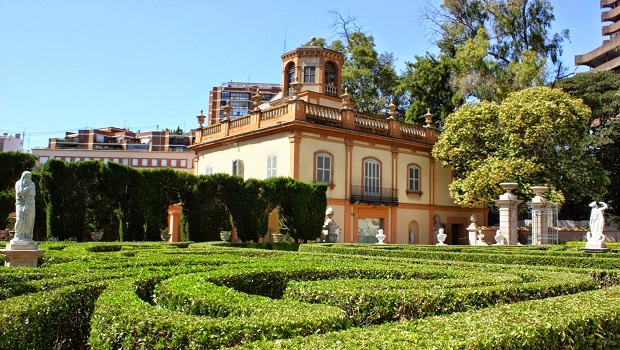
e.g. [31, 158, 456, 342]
[358, 218, 383, 243]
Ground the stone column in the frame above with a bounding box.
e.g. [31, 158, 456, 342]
[466, 214, 478, 246]
[167, 204, 182, 243]
[530, 186, 548, 245]
[495, 182, 523, 245]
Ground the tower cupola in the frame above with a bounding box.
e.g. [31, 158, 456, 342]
[280, 37, 345, 97]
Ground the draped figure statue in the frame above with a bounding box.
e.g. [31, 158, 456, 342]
[14, 171, 36, 241]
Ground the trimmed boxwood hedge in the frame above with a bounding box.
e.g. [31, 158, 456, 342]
[241, 286, 620, 349]
[1, 242, 620, 349]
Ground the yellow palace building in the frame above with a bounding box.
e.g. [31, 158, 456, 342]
[190, 40, 486, 244]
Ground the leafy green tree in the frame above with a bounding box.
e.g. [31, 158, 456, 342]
[308, 12, 400, 116]
[397, 53, 458, 125]
[556, 71, 620, 222]
[424, 0, 569, 102]
[433, 86, 608, 207]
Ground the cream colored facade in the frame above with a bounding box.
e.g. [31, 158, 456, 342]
[191, 43, 486, 244]
[32, 148, 194, 173]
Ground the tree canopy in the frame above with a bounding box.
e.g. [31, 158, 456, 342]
[422, 0, 568, 103]
[309, 12, 401, 117]
[556, 71, 620, 222]
[433, 86, 608, 207]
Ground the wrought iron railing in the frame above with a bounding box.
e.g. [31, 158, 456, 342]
[350, 185, 398, 206]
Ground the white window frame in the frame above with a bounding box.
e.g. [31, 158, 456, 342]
[232, 159, 244, 178]
[315, 153, 332, 184]
[266, 154, 277, 178]
[408, 165, 420, 192]
[364, 159, 381, 197]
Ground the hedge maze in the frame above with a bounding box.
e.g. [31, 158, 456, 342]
[2, 242, 620, 349]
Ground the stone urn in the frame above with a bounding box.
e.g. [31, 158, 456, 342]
[90, 231, 103, 241]
[499, 182, 518, 192]
[375, 229, 386, 244]
[220, 231, 231, 242]
[436, 228, 447, 245]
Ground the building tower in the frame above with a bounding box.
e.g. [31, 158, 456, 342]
[575, 0, 620, 73]
[281, 37, 344, 97]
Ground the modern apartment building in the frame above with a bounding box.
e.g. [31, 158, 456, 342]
[191, 40, 485, 244]
[575, 0, 620, 73]
[32, 127, 195, 172]
[206, 82, 281, 126]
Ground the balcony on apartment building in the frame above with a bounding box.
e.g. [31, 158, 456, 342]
[350, 185, 398, 206]
[194, 90, 440, 146]
[51, 137, 80, 149]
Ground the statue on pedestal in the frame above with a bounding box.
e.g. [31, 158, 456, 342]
[14, 171, 36, 242]
[322, 207, 340, 243]
[583, 201, 610, 253]
[1, 171, 45, 267]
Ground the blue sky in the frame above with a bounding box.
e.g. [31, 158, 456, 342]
[0, 1, 606, 150]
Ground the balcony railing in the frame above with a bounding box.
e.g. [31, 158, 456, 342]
[350, 185, 398, 206]
[194, 92, 439, 147]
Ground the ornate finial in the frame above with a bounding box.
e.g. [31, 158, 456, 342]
[222, 100, 233, 121]
[252, 89, 263, 111]
[387, 99, 397, 119]
[424, 108, 434, 128]
[310, 37, 317, 46]
[197, 110, 206, 127]
[341, 87, 352, 110]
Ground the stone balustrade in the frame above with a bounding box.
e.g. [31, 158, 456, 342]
[194, 98, 439, 145]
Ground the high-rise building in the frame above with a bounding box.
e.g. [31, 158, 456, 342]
[575, 0, 620, 73]
[207, 82, 281, 126]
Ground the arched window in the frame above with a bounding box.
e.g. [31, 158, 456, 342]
[286, 62, 296, 95]
[205, 166, 213, 175]
[232, 159, 244, 178]
[266, 154, 277, 178]
[324, 62, 337, 96]
[315, 152, 332, 184]
[364, 159, 381, 197]
[408, 165, 420, 192]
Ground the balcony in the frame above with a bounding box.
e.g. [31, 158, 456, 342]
[350, 185, 398, 206]
[193, 91, 439, 147]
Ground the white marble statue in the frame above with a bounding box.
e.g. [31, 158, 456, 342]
[588, 201, 608, 243]
[14, 171, 36, 242]
[323, 207, 340, 243]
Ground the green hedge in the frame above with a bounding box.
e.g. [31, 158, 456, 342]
[242, 286, 620, 349]
[300, 243, 620, 269]
[284, 271, 597, 325]
[89, 275, 348, 349]
[0, 282, 107, 350]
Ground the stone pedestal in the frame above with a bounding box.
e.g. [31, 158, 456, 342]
[1, 239, 45, 267]
[466, 214, 478, 246]
[495, 183, 523, 245]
